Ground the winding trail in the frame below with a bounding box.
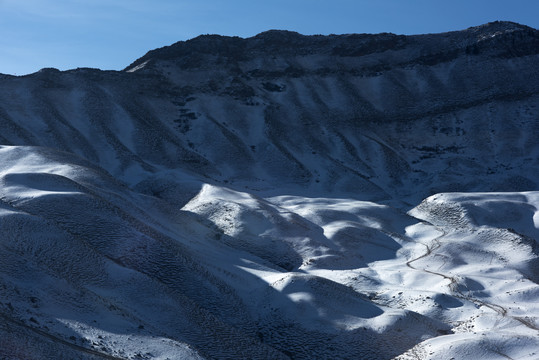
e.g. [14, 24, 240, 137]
[403, 223, 539, 328]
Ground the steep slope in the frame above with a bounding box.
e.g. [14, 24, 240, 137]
[0, 21, 538, 359]
[0, 21, 537, 201]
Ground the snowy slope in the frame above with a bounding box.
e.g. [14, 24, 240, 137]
[0, 21, 538, 359]
[0, 22, 537, 202]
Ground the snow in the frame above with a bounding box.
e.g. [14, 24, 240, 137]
[0, 23, 538, 359]
[3, 154, 536, 358]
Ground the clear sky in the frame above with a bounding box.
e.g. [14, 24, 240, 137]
[1, 0, 538, 75]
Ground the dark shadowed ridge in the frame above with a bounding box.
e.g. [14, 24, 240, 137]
[124, 21, 538, 72]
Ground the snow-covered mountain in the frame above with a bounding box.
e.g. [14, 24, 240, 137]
[0, 21, 538, 359]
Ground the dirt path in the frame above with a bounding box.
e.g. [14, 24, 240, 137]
[404, 224, 524, 322]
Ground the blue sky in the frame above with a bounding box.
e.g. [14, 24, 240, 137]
[1, 0, 538, 75]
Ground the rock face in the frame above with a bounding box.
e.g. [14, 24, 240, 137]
[0, 21, 538, 359]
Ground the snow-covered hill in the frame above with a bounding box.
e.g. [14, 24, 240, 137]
[0, 21, 538, 359]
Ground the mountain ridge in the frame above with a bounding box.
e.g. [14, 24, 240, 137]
[124, 21, 538, 72]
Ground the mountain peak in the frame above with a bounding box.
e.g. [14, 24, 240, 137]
[253, 29, 305, 40]
[467, 20, 534, 33]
